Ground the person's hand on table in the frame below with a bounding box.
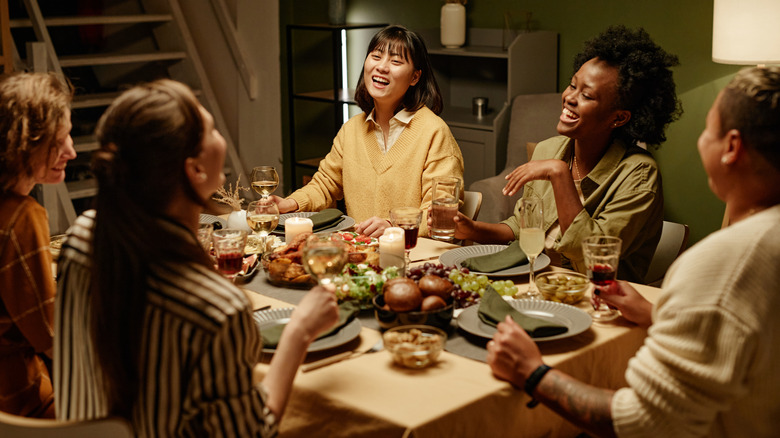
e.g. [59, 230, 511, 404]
[269, 195, 298, 214]
[486, 315, 544, 388]
[354, 216, 391, 238]
[503, 159, 569, 196]
[590, 281, 653, 328]
[288, 284, 340, 342]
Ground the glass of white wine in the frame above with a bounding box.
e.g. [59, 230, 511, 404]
[517, 195, 544, 299]
[250, 166, 279, 198]
[301, 233, 348, 286]
[246, 199, 280, 255]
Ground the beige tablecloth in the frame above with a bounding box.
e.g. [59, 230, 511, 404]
[248, 238, 661, 437]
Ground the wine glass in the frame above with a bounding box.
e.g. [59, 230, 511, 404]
[582, 235, 622, 322]
[212, 229, 248, 281]
[246, 199, 280, 254]
[250, 166, 279, 199]
[517, 195, 545, 299]
[301, 233, 348, 286]
[389, 207, 422, 269]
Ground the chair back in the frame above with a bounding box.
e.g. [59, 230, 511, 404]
[644, 220, 690, 286]
[0, 411, 133, 438]
[461, 190, 482, 221]
[505, 93, 561, 168]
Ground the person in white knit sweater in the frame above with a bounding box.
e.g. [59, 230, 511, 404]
[487, 66, 780, 437]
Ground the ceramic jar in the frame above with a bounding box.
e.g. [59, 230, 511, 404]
[226, 209, 253, 232]
[440, 3, 466, 48]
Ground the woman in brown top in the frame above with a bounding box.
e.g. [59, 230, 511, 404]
[0, 72, 74, 417]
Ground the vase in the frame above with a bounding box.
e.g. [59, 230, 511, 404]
[440, 3, 466, 48]
[328, 0, 347, 25]
[227, 209, 252, 232]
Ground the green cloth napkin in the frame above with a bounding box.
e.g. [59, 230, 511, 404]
[461, 240, 528, 273]
[261, 301, 359, 348]
[276, 208, 345, 233]
[478, 286, 568, 338]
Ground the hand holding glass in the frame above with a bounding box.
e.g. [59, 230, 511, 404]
[250, 166, 279, 198]
[301, 233, 348, 286]
[212, 229, 248, 281]
[246, 199, 280, 254]
[516, 195, 544, 299]
[582, 235, 622, 322]
[430, 176, 462, 242]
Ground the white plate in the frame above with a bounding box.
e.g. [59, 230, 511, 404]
[273, 212, 355, 235]
[439, 244, 551, 277]
[457, 299, 592, 342]
[199, 213, 227, 229]
[253, 307, 362, 353]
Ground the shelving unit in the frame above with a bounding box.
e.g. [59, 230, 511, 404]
[419, 28, 558, 187]
[286, 23, 385, 189]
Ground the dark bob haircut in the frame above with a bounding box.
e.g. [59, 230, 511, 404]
[354, 25, 443, 115]
[573, 25, 682, 147]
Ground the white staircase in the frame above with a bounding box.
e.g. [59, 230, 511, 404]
[8, 0, 247, 233]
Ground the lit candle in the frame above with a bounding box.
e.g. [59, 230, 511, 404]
[285, 217, 313, 244]
[379, 228, 405, 269]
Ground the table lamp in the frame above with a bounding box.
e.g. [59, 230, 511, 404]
[712, 0, 780, 66]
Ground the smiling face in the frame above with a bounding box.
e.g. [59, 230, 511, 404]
[362, 43, 421, 110]
[31, 108, 76, 187]
[193, 105, 227, 197]
[557, 58, 629, 146]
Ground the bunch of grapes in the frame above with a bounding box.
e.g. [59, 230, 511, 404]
[407, 263, 518, 309]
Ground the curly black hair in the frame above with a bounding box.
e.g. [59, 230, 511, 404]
[573, 25, 682, 147]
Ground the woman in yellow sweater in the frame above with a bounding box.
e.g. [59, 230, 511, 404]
[273, 25, 464, 237]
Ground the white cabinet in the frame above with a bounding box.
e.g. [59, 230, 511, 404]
[420, 28, 558, 187]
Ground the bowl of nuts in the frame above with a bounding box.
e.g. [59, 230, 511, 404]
[535, 271, 591, 305]
[382, 325, 446, 369]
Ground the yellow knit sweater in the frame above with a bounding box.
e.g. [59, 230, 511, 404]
[288, 106, 464, 235]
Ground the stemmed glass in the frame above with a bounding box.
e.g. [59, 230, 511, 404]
[212, 229, 248, 281]
[301, 233, 348, 286]
[517, 195, 545, 299]
[246, 199, 280, 254]
[250, 166, 279, 199]
[390, 207, 422, 269]
[582, 235, 622, 322]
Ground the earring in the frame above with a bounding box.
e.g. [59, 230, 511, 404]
[721, 157, 729, 165]
[198, 173, 207, 181]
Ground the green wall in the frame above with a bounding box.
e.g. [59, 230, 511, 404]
[281, 0, 742, 244]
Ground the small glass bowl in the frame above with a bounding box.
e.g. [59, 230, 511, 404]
[382, 325, 446, 369]
[535, 271, 590, 305]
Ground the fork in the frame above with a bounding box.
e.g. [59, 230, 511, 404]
[301, 340, 383, 372]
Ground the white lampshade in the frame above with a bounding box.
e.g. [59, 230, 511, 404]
[712, 0, 780, 65]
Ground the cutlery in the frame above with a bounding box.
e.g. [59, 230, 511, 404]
[301, 339, 383, 372]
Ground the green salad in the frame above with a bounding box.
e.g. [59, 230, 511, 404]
[333, 263, 402, 308]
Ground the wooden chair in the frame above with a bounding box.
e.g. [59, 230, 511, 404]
[461, 190, 483, 221]
[0, 0, 14, 74]
[0, 411, 133, 438]
[644, 220, 690, 287]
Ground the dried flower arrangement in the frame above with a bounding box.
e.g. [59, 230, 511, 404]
[212, 175, 248, 211]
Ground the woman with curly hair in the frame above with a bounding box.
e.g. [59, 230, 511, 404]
[0, 72, 74, 418]
[446, 25, 681, 282]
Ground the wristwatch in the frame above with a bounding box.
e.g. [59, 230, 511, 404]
[524, 364, 552, 408]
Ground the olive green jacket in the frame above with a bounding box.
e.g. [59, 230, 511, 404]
[502, 136, 663, 283]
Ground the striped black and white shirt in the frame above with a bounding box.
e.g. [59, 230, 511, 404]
[54, 210, 277, 437]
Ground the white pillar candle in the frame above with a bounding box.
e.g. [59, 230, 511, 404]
[285, 217, 313, 244]
[379, 228, 405, 269]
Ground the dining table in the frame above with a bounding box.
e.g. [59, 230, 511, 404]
[241, 236, 662, 438]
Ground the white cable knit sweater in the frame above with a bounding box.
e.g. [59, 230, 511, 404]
[612, 204, 780, 437]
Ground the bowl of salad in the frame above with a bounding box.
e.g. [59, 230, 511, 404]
[332, 262, 402, 309]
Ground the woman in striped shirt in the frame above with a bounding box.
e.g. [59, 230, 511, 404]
[54, 79, 339, 436]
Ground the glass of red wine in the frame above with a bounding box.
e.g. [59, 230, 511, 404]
[389, 207, 423, 270]
[212, 229, 248, 281]
[582, 235, 622, 322]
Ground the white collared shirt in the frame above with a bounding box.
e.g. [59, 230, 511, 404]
[365, 108, 415, 154]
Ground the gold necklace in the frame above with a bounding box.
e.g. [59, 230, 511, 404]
[573, 154, 583, 181]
